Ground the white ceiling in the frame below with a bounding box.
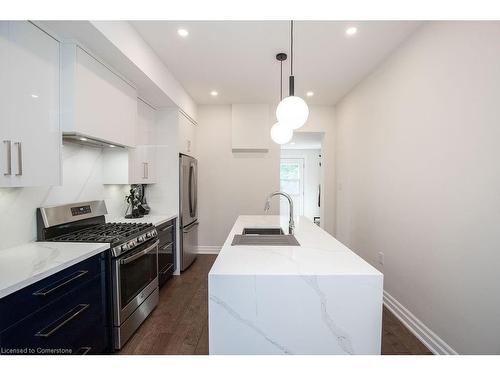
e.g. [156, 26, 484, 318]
[282, 132, 324, 150]
[131, 21, 422, 105]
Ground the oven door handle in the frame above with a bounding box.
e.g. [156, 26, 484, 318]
[120, 240, 159, 265]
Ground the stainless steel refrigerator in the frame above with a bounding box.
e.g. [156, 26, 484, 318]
[179, 154, 198, 271]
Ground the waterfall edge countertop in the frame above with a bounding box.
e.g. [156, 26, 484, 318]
[208, 215, 384, 355]
[209, 215, 383, 276]
[0, 242, 110, 299]
[105, 213, 178, 227]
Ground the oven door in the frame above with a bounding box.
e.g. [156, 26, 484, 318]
[113, 239, 159, 326]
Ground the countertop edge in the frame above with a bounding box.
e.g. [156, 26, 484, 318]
[0, 243, 110, 299]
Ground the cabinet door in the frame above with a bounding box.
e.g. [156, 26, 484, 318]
[74, 47, 137, 147]
[143, 146, 157, 183]
[0, 22, 12, 186]
[137, 99, 156, 145]
[129, 146, 156, 184]
[8, 21, 60, 187]
[178, 112, 196, 157]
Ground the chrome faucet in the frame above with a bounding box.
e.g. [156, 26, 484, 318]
[264, 191, 295, 235]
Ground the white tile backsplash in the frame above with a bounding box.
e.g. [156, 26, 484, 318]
[0, 143, 130, 250]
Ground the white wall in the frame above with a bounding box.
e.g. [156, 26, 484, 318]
[0, 143, 129, 250]
[196, 105, 280, 248]
[334, 21, 500, 354]
[280, 149, 321, 221]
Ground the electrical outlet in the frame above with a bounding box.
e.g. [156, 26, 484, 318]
[377, 252, 384, 266]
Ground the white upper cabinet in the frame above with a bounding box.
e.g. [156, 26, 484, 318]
[0, 22, 10, 187]
[178, 111, 197, 157]
[0, 21, 61, 187]
[231, 104, 270, 152]
[137, 99, 157, 145]
[102, 99, 157, 184]
[61, 44, 137, 147]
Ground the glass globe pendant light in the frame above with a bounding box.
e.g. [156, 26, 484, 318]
[270, 122, 293, 144]
[270, 52, 293, 145]
[276, 20, 309, 130]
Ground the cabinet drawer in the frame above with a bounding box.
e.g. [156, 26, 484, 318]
[157, 220, 174, 245]
[158, 242, 174, 271]
[0, 275, 108, 354]
[0, 252, 105, 332]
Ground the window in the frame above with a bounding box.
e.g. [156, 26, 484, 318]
[280, 158, 304, 217]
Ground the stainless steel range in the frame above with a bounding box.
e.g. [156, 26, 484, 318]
[36, 200, 159, 350]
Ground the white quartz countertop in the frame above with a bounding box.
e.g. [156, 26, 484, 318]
[209, 215, 382, 276]
[0, 242, 110, 299]
[105, 213, 178, 227]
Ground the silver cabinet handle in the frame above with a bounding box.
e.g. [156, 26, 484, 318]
[35, 304, 90, 338]
[159, 264, 173, 275]
[120, 240, 159, 265]
[14, 141, 22, 176]
[160, 224, 173, 232]
[3, 140, 11, 176]
[160, 242, 174, 252]
[32, 270, 89, 297]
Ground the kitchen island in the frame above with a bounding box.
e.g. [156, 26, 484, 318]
[208, 215, 383, 355]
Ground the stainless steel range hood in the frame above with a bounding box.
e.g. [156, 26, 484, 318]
[62, 132, 125, 149]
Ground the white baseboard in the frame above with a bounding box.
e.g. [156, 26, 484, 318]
[196, 246, 221, 254]
[383, 291, 458, 355]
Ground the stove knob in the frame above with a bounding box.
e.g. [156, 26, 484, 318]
[121, 244, 128, 251]
[146, 232, 151, 238]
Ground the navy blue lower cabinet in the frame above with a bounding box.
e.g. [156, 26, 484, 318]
[157, 218, 176, 288]
[0, 252, 111, 355]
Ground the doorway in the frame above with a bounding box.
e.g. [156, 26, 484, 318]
[280, 158, 305, 216]
[280, 132, 324, 224]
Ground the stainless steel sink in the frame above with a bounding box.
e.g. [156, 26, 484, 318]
[231, 227, 300, 246]
[242, 227, 284, 235]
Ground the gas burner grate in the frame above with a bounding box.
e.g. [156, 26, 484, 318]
[48, 222, 154, 243]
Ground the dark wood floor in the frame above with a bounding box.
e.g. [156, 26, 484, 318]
[120, 255, 431, 355]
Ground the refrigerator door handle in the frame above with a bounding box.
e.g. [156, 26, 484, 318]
[188, 163, 195, 217]
[183, 221, 199, 234]
[192, 162, 197, 217]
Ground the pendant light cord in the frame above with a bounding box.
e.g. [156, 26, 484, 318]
[280, 60, 283, 101]
[290, 20, 294, 76]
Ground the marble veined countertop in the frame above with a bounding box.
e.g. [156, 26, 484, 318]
[209, 215, 382, 276]
[209, 215, 384, 354]
[105, 212, 178, 227]
[0, 242, 110, 299]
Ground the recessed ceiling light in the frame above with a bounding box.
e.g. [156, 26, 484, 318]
[345, 26, 358, 36]
[306, 91, 314, 97]
[79, 137, 87, 141]
[210, 91, 218, 97]
[31, 94, 39, 98]
[177, 28, 189, 38]
[109, 144, 116, 148]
